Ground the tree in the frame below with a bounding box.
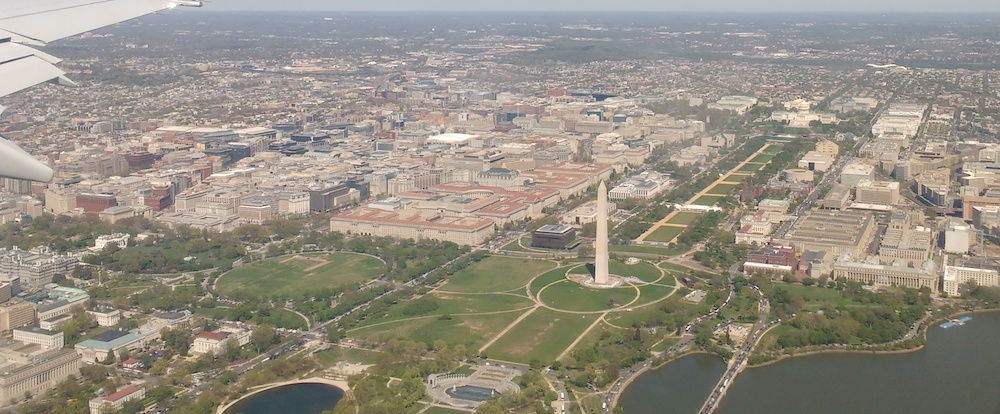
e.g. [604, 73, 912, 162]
[250, 324, 278, 354]
[225, 337, 241, 362]
[162, 327, 194, 356]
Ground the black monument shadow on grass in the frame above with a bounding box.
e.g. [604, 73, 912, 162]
[585, 263, 596, 276]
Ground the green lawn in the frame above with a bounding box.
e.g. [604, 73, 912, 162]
[651, 337, 681, 353]
[313, 347, 382, 366]
[611, 244, 684, 256]
[424, 407, 471, 414]
[216, 253, 384, 299]
[484, 308, 599, 363]
[356, 293, 534, 327]
[257, 308, 309, 330]
[538, 281, 637, 312]
[350, 311, 525, 350]
[568, 322, 616, 355]
[723, 173, 751, 182]
[442, 256, 556, 293]
[750, 153, 775, 163]
[777, 283, 862, 308]
[666, 211, 702, 226]
[691, 195, 726, 206]
[705, 183, 740, 195]
[628, 281, 678, 308]
[645, 226, 684, 243]
[737, 163, 765, 173]
[762, 145, 784, 154]
[610, 261, 662, 282]
[501, 237, 535, 253]
[530, 267, 571, 294]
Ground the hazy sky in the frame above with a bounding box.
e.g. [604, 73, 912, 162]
[207, 0, 1000, 12]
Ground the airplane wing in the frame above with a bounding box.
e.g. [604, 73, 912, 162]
[0, 0, 202, 182]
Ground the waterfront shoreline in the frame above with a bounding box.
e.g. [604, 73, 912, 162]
[215, 377, 348, 414]
[617, 308, 1000, 408]
[611, 350, 716, 408]
[746, 308, 1000, 368]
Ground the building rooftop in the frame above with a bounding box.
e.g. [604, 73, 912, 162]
[535, 224, 574, 235]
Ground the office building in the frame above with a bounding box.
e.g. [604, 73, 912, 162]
[855, 181, 900, 205]
[942, 265, 999, 296]
[833, 259, 938, 292]
[776, 210, 876, 258]
[0, 346, 80, 407]
[0, 301, 35, 333]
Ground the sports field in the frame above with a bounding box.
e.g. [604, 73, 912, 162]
[216, 253, 384, 299]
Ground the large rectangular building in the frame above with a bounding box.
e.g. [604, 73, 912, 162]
[943, 265, 1000, 296]
[331, 208, 494, 246]
[0, 347, 80, 407]
[0, 247, 79, 291]
[776, 210, 876, 258]
[833, 260, 938, 292]
[531, 225, 577, 249]
[855, 181, 901, 205]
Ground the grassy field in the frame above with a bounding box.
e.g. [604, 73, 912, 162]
[651, 337, 681, 353]
[666, 211, 701, 226]
[350, 311, 525, 350]
[691, 195, 726, 206]
[705, 182, 740, 195]
[610, 261, 662, 282]
[442, 256, 556, 293]
[484, 308, 599, 363]
[313, 347, 383, 366]
[737, 163, 765, 173]
[530, 267, 571, 293]
[356, 293, 534, 327]
[217, 253, 384, 298]
[424, 407, 471, 414]
[568, 322, 616, 355]
[762, 145, 784, 154]
[723, 173, 751, 182]
[539, 281, 637, 312]
[628, 282, 678, 308]
[750, 153, 775, 163]
[645, 226, 684, 243]
[611, 244, 684, 256]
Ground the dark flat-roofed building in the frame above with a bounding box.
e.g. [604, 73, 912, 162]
[531, 224, 577, 249]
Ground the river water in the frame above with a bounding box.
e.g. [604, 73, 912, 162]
[621, 311, 1000, 414]
[222, 382, 343, 414]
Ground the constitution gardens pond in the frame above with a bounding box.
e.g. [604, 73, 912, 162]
[620, 311, 1000, 414]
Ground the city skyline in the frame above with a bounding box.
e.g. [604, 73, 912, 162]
[209, 0, 1000, 12]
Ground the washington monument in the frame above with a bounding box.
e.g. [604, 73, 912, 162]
[595, 180, 610, 285]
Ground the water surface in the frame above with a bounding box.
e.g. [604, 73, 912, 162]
[621, 311, 1000, 414]
[223, 382, 343, 414]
